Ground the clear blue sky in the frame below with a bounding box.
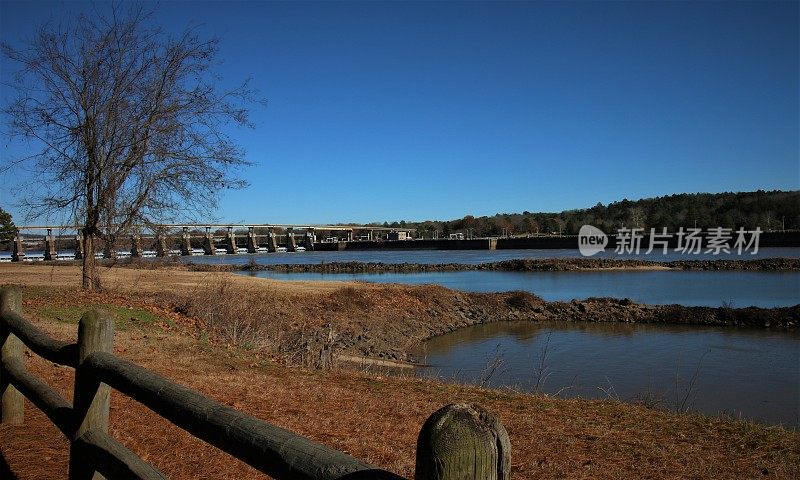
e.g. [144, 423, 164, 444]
[1, 1, 798, 225]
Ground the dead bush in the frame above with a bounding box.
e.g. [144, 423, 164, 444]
[182, 277, 337, 367]
[184, 277, 274, 351]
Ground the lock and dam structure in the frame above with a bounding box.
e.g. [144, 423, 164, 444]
[5, 225, 799, 262]
[5, 224, 425, 261]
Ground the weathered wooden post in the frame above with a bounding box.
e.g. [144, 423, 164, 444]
[415, 403, 511, 480]
[0, 286, 24, 425]
[70, 309, 115, 480]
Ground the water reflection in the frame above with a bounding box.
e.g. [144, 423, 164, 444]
[415, 321, 800, 427]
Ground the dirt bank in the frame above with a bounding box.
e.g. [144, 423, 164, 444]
[216, 286, 797, 365]
[164, 273, 799, 366]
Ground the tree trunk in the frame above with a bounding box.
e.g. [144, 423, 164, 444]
[81, 232, 100, 291]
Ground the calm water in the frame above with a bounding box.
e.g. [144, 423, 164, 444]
[415, 321, 800, 426]
[243, 270, 800, 307]
[182, 247, 800, 266]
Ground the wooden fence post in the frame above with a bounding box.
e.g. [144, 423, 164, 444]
[0, 286, 24, 425]
[414, 403, 511, 480]
[70, 309, 115, 480]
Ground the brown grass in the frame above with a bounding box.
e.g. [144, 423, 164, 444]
[0, 266, 799, 479]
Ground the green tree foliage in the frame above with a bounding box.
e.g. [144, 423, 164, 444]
[0, 207, 15, 242]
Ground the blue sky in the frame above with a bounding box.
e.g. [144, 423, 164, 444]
[1, 1, 797, 225]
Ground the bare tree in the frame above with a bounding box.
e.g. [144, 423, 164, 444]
[2, 7, 261, 289]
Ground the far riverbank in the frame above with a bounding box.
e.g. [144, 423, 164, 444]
[226, 257, 800, 273]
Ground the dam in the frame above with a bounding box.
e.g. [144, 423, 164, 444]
[5, 225, 799, 262]
[5, 224, 423, 261]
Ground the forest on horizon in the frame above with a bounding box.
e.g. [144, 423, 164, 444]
[374, 190, 800, 237]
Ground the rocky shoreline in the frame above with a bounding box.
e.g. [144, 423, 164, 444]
[226, 257, 800, 273]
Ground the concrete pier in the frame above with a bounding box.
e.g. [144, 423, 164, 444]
[11, 231, 25, 262]
[246, 227, 258, 253]
[286, 228, 297, 252]
[131, 235, 143, 257]
[267, 228, 278, 252]
[156, 234, 168, 257]
[180, 227, 192, 256]
[44, 229, 57, 260]
[103, 233, 117, 259]
[304, 228, 315, 251]
[225, 227, 236, 254]
[203, 227, 215, 255]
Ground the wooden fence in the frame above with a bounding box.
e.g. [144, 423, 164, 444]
[0, 285, 511, 480]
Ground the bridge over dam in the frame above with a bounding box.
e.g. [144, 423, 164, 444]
[3, 223, 552, 261]
[4, 223, 420, 261]
[4, 225, 798, 262]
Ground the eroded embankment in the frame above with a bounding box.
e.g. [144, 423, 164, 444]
[166, 280, 799, 366]
[4, 262, 796, 367]
[226, 257, 800, 273]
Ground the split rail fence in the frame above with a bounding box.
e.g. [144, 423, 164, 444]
[0, 285, 510, 479]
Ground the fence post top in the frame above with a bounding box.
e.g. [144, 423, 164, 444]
[415, 403, 511, 480]
[79, 309, 115, 329]
[78, 309, 116, 360]
[420, 402, 505, 436]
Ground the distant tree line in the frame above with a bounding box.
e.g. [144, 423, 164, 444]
[377, 190, 800, 238]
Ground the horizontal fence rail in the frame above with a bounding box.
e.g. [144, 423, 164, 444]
[2, 309, 78, 366]
[85, 350, 401, 480]
[0, 285, 510, 479]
